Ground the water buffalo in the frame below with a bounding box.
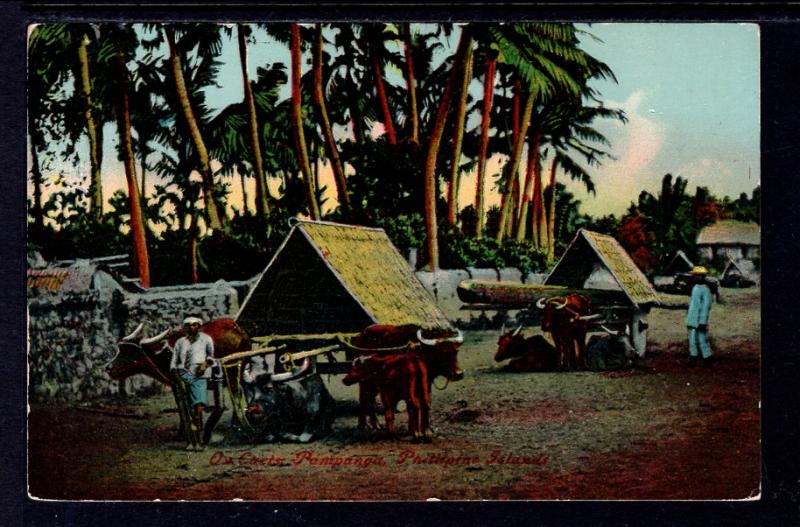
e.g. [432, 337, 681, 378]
[536, 295, 599, 370]
[343, 352, 431, 443]
[242, 356, 335, 443]
[106, 318, 252, 440]
[495, 325, 558, 372]
[345, 324, 463, 431]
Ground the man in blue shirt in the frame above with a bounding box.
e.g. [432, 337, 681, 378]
[686, 266, 714, 366]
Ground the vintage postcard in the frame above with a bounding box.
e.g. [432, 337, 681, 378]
[26, 20, 761, 501]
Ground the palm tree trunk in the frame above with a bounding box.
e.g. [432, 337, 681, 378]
[189, 203, 199, 283]
[28, 139, 45, 236]
[475, 57, 496, 238]
[114, 50, 150, 288]
[424, 28, 471, 270]
[402, 23, 419, 144]
[77, 32, 103, 220]
[546, 156, 558, 261]
[509, 79, 522, 237]
[531, 149, 545, 248]
[138, 131, 149, 202]
[239, 171, 250, 216]
[164, 26, 224, 230]
[446, 33, 474, 227]
[313, 24, 350, 214]
[238, 24, 270, 218]
[343, 45, 365, 143]
[496, 88, 535, 242]
[371, 45, 397, 144]
[291, 23, 321, 220]
[516, 130, 542, 241]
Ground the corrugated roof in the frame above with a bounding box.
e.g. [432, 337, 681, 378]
[546, 229, 660, 308]
[27, 264, 97, 293]
[697, 221, 760, 246]
[236, 220, 452, 334]
[297, 221, 452, 329]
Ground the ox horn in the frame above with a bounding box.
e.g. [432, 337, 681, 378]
[139, 327, 171, 346]
[577, 313, 602, 321]
[270, 358, 311, 382]
[599, 324, 621, 336]
[416, 329, 438, 347]
[121, 323, 144, 342]
[448, 329, 464, 344]
[535, 298, 547, 309]
[512, 325, 523, 337]
[553, 298, 569, 310]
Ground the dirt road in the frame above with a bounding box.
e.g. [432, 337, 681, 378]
[28, 288, 760, 500]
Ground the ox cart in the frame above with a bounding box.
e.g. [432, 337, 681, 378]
[209, 327, 461, 443]
[457, 229, 661, 358]
[457, 280, 651, 356]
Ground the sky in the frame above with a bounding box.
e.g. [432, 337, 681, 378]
[29, 22, 761, 221]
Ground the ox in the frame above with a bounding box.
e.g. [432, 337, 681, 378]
[343, 351, 431, 443]
[242, 356, 335, 443]
[106, 318, 251, 442]
[536, 295, 600, 370]
[346, 324, 463, 431]
[495, 326, 558, 372]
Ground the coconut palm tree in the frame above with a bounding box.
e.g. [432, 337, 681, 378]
[28, 24, 106, 220]
[312, 23, 350, 214]
[360, 24, 398, 145]
[236, 23, 271, 217]
[163, 24, 225, 230]
[446, 31, 475, 227]
[290, 23, 321, 219]
[473, 46, 498, 237]
[75, 27, 105, 218]
[99, 24, 151, 286]
[540, 98, 626, 260]
[400, 23, 420, 144]
[488, 23, 594, 242]
[423, 26, 473, 270]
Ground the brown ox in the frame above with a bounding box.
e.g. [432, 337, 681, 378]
[343, 351, 431, 442]
[346, 324, 463, 431]
[106, 318, 252, 438]
[536, 295, 599, 370]
[495, 326, 558, 372]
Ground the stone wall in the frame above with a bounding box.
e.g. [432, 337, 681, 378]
[28, 289, 122, 402]
[28, 280, 244, 403]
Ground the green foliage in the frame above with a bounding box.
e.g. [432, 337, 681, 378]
[339, 140, 426, 222]
[373, 213, 426, 257]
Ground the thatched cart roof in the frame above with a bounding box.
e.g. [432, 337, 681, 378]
[545, 229, 660, 308]
[664, 250, 694, 275]
[722, 258, 760, 283]
[236, 220, 452, 337]
[697, 221, 760, 246]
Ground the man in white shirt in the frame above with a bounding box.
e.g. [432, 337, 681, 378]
[170, 316, 214, 449]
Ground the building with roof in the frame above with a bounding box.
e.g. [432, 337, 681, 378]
[26, 260, 123, 297]
[697, 220, 760, 262]
[235, 220, 452, 337]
